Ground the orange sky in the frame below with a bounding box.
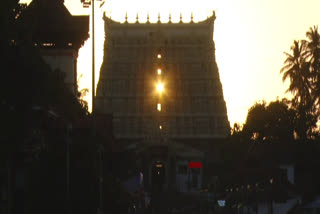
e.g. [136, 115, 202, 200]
[20, 0, 320, 126]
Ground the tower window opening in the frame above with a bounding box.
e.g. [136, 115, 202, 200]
[157, 103, 161, 111]
[157, 68, 162, 75]
[159, 125, 162, 130]
[157, 82, 164, 93]
[157, 54, 162, 59]
[42, 43, 54, 47]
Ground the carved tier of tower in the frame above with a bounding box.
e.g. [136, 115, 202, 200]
[96, 12, 230, 145]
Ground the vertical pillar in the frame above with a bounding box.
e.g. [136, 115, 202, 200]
[7, 158, 12, 214]
[66, 125, 71, 214]
[164, 161, 168, 191]
[148, 162, 152, 190]
[73, 56, 78, 95]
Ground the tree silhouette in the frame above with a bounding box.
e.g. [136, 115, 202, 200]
[305, 26, 320, 72]
[305, 26, 320, 107]
[281, 26, 320, 140]
[243, 101, 268, 142]
[281, 40, 311, 107]
[266, 99, 296, 142]
[242, 100, 296, 143]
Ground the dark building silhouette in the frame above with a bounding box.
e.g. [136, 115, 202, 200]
[19, 0, 89, 94]
[1, 1, 90, 213]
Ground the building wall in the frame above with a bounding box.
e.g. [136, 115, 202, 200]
[41, 49, 78, 94]
[280, 165, 295, 184]
[176, 160, 202, 192]
[255, 199, 299, 214]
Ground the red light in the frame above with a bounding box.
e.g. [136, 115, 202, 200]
[188, 162, 202, 168]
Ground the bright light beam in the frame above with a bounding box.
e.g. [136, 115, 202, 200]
[157, 82, 164, 93]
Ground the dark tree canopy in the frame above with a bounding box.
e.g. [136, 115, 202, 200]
[242, 99, 296, 143]
[281, 26, 320, 140]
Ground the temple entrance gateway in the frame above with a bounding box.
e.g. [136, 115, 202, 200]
[134, 143, 205, 193]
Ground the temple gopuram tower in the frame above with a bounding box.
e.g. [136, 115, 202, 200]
[96, 12, 230, 147]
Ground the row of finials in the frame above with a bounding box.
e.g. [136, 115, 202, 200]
[120, 11, 216, 23]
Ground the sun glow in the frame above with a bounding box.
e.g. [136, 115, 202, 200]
[156, 82, 164, 94]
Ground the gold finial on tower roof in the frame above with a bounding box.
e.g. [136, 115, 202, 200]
[180, 12, 183, 23]
[169, 12, 172, 23]
[191, 12, 194, 23]
[125, 12, 128, 23]
[147, 12, 150, 23]
[158, 12, 161, 23]
[136, 13, 139, 23]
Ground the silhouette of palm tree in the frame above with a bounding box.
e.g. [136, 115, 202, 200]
[281, 40, 312, 107]
[305, 26, 320, 70]
[305, 26, 320, 106]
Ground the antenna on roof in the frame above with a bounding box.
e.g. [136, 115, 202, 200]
[191, 12, 194, 23]
[125, 11, 128, 23]
[147, 12, 150, 23]
[180, 12, 183, 23]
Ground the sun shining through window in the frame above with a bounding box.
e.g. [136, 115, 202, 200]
[157, 82, 164, 94]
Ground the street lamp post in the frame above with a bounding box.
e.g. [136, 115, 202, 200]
[66, 123, 72, 214]
[80, 0, 101, 119]
[80, 1, 104, 213]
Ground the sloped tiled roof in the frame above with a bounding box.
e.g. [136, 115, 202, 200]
[19, 0, 89, 49]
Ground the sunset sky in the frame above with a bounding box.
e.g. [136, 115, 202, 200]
[20, 0, 320, 126]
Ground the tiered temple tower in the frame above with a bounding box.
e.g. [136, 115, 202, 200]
[96, 12, 230, 147]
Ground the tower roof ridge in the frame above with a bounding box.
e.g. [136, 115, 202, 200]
[103, 12, 216, 25]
